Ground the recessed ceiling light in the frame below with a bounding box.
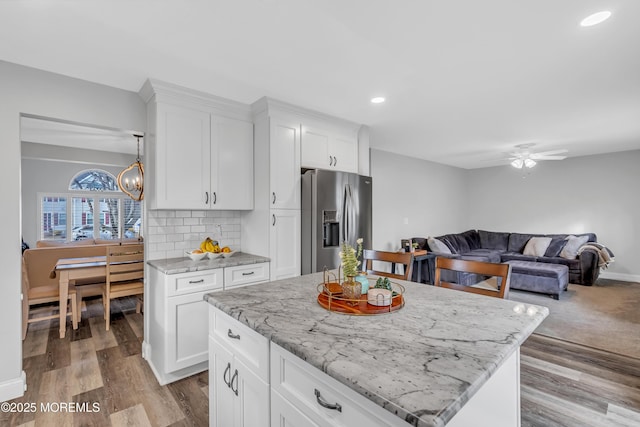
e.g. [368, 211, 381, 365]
[580, 11, 611, 27]
[370, 97, 385, 104]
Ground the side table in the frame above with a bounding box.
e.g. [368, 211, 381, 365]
[412, 251, 437, 284]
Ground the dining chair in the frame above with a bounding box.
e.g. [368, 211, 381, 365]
[102, 243, 144, 331]
[362, 249, 414, 281]
[21, 258, 78, 340]
[434, 257, 511, 299]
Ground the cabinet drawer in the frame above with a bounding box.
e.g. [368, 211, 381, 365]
[209, 306, 269, 382]
[271, 343, 399, 427]
[169, 269, 223, 296]
[224, 262, 270, 289]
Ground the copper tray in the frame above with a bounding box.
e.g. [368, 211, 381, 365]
[316, 282, 405, 315]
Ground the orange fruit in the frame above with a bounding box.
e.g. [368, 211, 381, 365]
[222, 246, 231, 253]
[192, 249, 203, 254]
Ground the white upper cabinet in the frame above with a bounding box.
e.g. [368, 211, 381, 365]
[154, 103, 211, 209]
[212, 116, 254, 210]
[301, 124, 358, 173]
[140, 79, 254, 210]
[270, 118, 301, 210]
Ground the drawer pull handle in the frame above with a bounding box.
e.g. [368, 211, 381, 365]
[189, 279, 205, 284]
[314, 389, 342, 412]
[228, 329, 240, 340]
[242, 271, 255, 276]
[223, 362, 231, 387]
[272, 192, 277, 204]
[230, 369, 239, 396]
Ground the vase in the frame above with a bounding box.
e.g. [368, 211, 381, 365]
[355, 273, 370, 295]
[342, 275, 361, 305]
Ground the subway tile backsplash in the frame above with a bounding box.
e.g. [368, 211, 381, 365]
[146, 210, 241, 260]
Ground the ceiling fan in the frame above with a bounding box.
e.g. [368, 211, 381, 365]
[507, 143, 568, 169]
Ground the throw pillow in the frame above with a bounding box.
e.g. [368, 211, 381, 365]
[560, 235, 590, 259]
[523, 237, 552, 257]
[427, 237, 452, 254]
[544, 237, 567, 257]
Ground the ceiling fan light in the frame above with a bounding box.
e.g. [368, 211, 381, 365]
[524, 158, 537, 168]
[511, 159, 524, 169]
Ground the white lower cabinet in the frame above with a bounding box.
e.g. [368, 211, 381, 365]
[209, 306, 270, 427]
[270, 209, 301, 280]
[271, 389, 320, 427]
[145, 262, 269, 386]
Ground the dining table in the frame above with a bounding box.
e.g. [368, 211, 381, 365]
[51, 255, 106, 338]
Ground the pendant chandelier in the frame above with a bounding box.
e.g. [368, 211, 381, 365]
[117, 134, 144, 201]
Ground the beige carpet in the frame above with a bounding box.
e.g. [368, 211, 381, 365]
[508, 278, 640, 359]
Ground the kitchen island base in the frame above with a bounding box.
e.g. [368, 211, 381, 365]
[210, 304, 522, 427]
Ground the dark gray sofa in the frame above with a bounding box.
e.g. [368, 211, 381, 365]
[411, 229, 602, 286]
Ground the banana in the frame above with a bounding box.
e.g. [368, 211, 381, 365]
[200, 237, 220, 253]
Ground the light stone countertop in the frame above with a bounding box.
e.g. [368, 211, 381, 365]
[147, 252, 270, 275]
[205, 271, 548, 427]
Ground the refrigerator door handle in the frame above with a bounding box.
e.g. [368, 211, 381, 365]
[341, 184, 349, 242]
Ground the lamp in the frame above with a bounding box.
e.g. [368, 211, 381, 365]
[511, 157, 537, 169]
[510, 158, 524, 169]
[117, 134, 144, 201]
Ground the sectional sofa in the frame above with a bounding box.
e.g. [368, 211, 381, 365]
[411, 230, 603, 289]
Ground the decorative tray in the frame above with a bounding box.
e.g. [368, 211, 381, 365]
[316, 272, 405, 315]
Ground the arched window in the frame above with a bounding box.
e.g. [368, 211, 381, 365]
[69, 169, 119, 192]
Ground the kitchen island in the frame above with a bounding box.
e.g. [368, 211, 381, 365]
[206, 271, 548, 427]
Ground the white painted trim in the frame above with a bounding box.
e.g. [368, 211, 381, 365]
[599, 271, 640, 283]
[0, 371, 26, 402]
[138, 79, 252, 121]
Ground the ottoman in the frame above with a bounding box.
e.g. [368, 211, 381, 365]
[505, 260, 569, 300]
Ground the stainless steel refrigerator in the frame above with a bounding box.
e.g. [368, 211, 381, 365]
[301, 169, 372, 274]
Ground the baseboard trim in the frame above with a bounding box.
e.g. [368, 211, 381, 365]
[0, 371, 26, 402]
[599, 271, 640, 283]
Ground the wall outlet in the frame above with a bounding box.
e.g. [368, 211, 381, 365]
[215, 224, 222, 235]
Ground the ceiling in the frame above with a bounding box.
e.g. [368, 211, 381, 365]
[2, 1, 639, 169]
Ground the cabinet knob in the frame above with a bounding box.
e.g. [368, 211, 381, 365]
[314, 389, 342, 412]
[227, 329, 241, 340]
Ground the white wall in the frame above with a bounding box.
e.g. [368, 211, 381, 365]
[0, 60, 145, 401]
[467, 150, 640, 281]
[21, 143, 134, 246]
[370, 149, 469, 251]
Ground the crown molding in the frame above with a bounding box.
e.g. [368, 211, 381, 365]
[251, 96, 361, 133]
[139, 79, 252, 121]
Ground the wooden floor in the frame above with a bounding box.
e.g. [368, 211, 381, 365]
[3, 298, 640, 426]
[2, 297, 208, 427]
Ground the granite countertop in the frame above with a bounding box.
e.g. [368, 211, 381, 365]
[205, 271, 548, 427]
[147, 252, 270, 275]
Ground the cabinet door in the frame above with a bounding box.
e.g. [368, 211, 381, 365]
[270, 209, 301, 280]
[300, 126, 331, 169]
[211, 116, 254, 210]
[272, 389, 320, 427]
[235, 358, 270, 427]
[330, 134, 358, 173]
[270, 119, 301, 210]
[167, 290, 211, 372]
[210, 339, 236, 427]
[155, 103, 210, 209]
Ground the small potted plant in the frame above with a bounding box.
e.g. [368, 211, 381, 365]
[339, 238, 363, 303]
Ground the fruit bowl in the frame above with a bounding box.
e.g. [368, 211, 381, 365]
[186, 251, 207, 261]
[221, 251, 236, 258]
[207, 252, 222, 259]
